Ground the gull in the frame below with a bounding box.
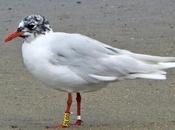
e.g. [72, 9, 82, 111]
[4, 14, 175, 128]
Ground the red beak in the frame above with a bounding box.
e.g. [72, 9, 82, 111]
[4, 31, 24, 43]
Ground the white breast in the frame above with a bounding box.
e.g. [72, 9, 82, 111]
[21, 35, 88, 92]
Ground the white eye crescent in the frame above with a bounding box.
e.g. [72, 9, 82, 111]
[18, 21, 24, 28]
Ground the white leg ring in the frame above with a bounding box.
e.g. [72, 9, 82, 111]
[77, 115, 81, 120]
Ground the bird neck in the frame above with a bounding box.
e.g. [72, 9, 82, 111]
[24, 30, 53, 43]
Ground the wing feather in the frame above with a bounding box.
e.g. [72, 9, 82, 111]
[48, 32, 175, 82]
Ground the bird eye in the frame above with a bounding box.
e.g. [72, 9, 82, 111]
[26, 24, 36, 30]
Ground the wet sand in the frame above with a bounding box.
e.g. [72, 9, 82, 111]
[0, 0, 175, 130]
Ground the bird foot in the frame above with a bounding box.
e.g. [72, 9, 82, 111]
[46, 120, 83, 128]
[46, 112, 71, 129]
[71, 120, 83, 126]
[46, 124, 68, 129]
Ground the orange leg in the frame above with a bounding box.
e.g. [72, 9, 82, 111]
[46, 93, 72, 128]
[65, 93, 72, 113]
[72, 92, 83, 126]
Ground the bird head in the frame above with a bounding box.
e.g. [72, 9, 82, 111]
[4, 14, 52, 43]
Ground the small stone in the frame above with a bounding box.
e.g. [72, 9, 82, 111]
[76, 1, 82, 4]
[117, 18, 121, 21]
[112, 39, 118, 42]
[8, 7, 12, 10]
[11, 125, 18, 128]
[169, 24, 174, 29]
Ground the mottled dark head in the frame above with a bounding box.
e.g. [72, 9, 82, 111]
[17, 14, 52, 41]
[4, 15, 53, 43]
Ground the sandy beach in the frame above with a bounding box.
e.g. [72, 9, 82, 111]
[0, 0, 175, 129]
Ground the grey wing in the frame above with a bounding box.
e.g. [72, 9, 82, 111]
[49, 33, 126, 83]
[49, 33, 174, 83]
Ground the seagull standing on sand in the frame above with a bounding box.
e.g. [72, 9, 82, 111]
[4, 15, 175, 128]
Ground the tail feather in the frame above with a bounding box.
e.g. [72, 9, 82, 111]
[122, 50, 175, 63]
[119, 50, 175, 80]
[100, 47, 175, 81]
[132, 54, 175, 63]
[128, 73, 166, 80]
[157, 62, 175, 69]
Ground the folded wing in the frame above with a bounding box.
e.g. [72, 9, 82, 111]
[49, 33, 175, 83]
